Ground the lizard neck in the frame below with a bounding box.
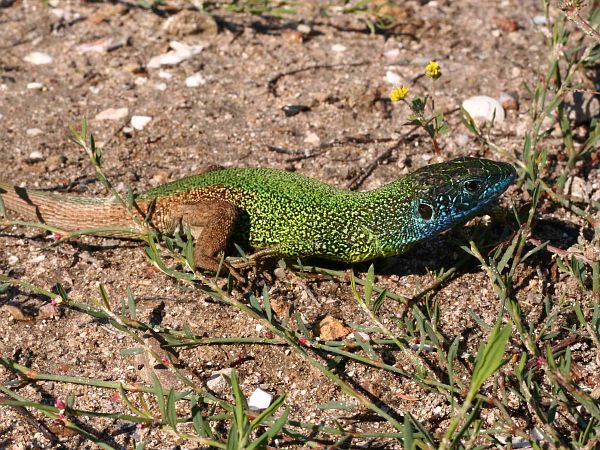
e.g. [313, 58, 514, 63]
[337, 177, 418, 259]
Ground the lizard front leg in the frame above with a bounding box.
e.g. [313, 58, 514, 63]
[180, 199, 243, 281]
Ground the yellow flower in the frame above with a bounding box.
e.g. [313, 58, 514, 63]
[389, 85, 409, 102]
[425, 60, 441, 79]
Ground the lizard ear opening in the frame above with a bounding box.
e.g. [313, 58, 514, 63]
[418, 203, 434, 221]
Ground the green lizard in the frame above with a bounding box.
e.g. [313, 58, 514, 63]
[0, 157, 515, 276]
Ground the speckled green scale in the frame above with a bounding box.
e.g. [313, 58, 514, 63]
[140, 158, 516, 263]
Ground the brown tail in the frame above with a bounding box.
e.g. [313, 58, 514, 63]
[0, 179, 144, 236]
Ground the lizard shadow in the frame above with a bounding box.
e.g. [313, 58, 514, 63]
[296, 232, 485, 279]
[350, 214, 582, 279]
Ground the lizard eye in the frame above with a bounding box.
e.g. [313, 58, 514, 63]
[464, 180, 481, 193]
[418, 203, 434, 221]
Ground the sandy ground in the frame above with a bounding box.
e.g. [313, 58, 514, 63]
[0, 0, 598, 448]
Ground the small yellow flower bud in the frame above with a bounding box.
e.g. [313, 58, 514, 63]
[389, 85, 409, 102]
[425, 60, 441, 79]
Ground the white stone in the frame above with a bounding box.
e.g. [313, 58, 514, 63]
[76, 38, 112, 53]
[303, 132, 320, 146]
[147, 41, 206, 69]
[248, 388, 273, 411]
[462, 96, 505, 124]
[349, 331, 370, 341]
[384, 48, 400, 60]
[385, 70, 402, 85]
[532, 15, 548, 26]
[31, 254, 46, 263]
[27, 82, 44, 90]
[331, 44, 347, 53]
[131, 115, 152, 130]
[95, 107, 129, 121]
[297, 24, 311, 34]
[7, 255, 18, 266]
[185, 72, 206, 87]
[154, 82, 167, 91]
[26, 128, 43, 137]
[454, 133, 469, 146]
[206, 368, 233, 392]
[158, 70, 173, 79]
[23, 52, 53, 65]
[29, 150, 44, 161]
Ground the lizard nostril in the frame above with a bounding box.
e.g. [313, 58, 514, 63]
[418, 203, 433, 221]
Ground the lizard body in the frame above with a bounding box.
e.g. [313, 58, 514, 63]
[0, 157, 516, 273]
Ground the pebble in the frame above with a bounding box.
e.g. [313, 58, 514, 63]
[318, 315, 350, 341]
[454, 133, 470, 146]
[123, 63, 144, 74]
[77, 36, 129, 53]
[304, 132, 320, 146]
[384, 48, 401, 60]
[147, 41, 206, 69]
[95, 107, 129, 121]
[23, 52, 53, 65]
[297, 24, 311, 34]
[151, 170, 170, 185]
[131, 115, 152, 130]
[29, 150, 44, 161]
[154, 82, 168, 91]
[563, 176, 589, 203]
[282, 104, 310, 117]
[532, 15, 548, 26]
[50, 7, 82, 22]
[273, 267, 287, 280]
[499, 92, 518, 110]
[385, 69, 402, 85]
[206, 368, 233, 392]
[331, 44, 347, 53]
[348, 331, 370, 342]
[494, 17, 519, 33]
[281, 30, 303, 44]
[7, 255, 18, 265]
[26, 128, 43, 136]
[31, 254, 46, 263]
[158, 70, 173, 80]
[185, 72, 206, 87]
[462, 96, 505, 124]
[163, 10, 218, 37]
[248, 388, 273, 411]
[45, 154, 67, 171]
[27, 82, 44, 90]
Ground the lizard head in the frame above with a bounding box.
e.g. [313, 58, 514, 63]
[405, 157, 516, 238]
